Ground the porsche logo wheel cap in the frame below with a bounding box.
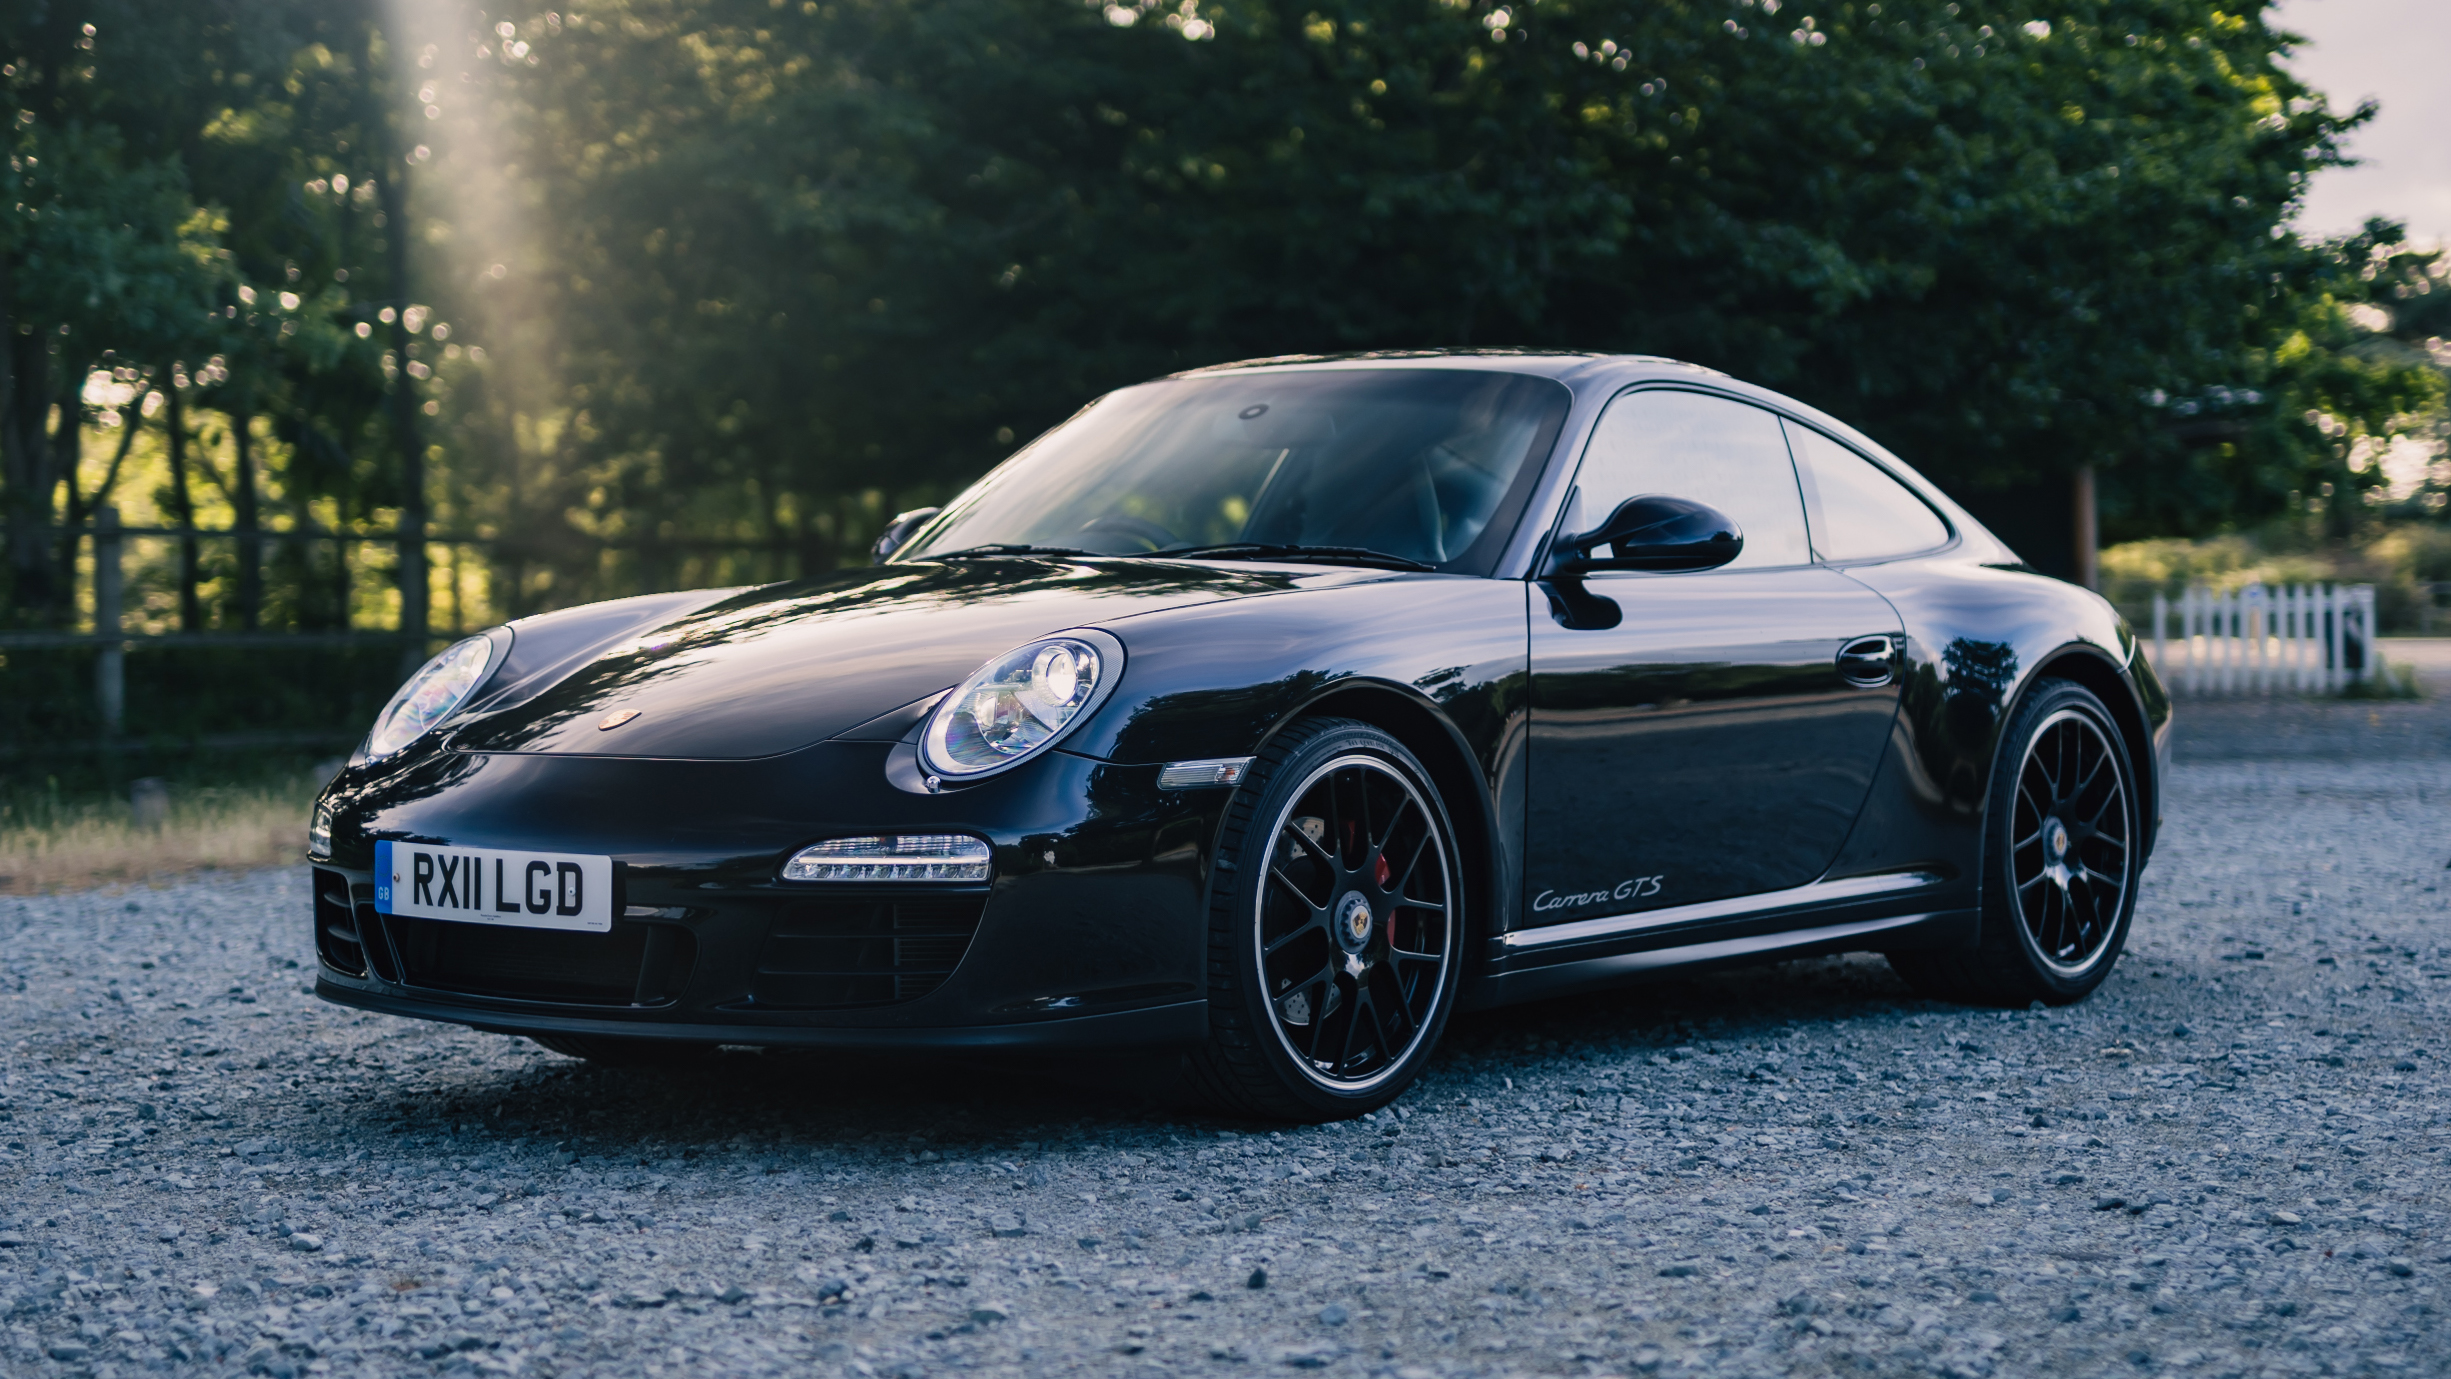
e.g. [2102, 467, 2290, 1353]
[1337, 891, 1373, 949]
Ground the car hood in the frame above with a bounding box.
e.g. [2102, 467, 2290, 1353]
[444, 557, 1327, 759]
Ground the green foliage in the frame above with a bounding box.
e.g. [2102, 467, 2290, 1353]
[430, 0, 2439, 595]
[0, 642, 410, 747]
[2100, 521, 2451, 632]
[1, 0, 2444, 641]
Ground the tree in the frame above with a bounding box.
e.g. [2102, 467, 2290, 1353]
[416, 0, 2433, 599]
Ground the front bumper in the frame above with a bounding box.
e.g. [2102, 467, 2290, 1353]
[316, 978, 1208, 1051]
[309, 741, 1228, 1049]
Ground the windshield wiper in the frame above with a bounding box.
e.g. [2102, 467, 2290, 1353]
[927, 544, 1100, 560]
[1152, 543, 1439, 572]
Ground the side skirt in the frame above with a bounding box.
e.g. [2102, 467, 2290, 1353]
[1463, 907, 1978, 1010]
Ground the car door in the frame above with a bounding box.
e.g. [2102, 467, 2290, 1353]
[1523, 388, 1904, 928]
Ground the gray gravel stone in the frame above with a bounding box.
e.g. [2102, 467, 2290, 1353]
[2, 695, 2447, 1375]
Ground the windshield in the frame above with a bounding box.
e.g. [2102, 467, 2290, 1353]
[899, 369, 1571, 573]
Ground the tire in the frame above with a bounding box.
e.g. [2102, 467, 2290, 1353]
[529, 1034, 716, 1067]
[1186, 718, 1465, 1121]
[1888, 677, 2141, 1007]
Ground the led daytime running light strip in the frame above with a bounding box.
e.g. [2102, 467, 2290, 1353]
[783, 834, 992, 882]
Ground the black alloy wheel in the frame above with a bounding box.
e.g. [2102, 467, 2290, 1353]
[1888, 678, 2140, 1007]
[1190, 718, 1462, 1120]
[2009, 705, 2133, 977]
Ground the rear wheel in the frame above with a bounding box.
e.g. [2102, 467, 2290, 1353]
[1188, 719, 1463, 1121]
[1888, 678, 2139, 1006]
[529, 1034, 715, 1067]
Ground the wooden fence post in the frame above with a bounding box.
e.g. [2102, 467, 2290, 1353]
[2152, 591, 2167, 687]
[94, 503, 125, 737]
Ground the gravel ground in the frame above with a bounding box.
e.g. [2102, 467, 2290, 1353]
[4, 695, 2447, 1379]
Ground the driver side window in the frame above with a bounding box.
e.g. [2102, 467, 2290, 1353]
[1565, 390, 1812, 570]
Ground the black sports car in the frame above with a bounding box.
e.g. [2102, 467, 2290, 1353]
[311, 352, 2170, 1119]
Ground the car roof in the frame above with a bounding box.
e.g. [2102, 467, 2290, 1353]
[1172, 349, 1727, 388]
[1171, 349, 2008, 570]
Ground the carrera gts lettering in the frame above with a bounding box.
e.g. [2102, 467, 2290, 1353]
[1532, 875, 1666, 912]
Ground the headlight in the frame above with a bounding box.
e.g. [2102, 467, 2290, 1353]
[308, 800, 334, 858]
[366, 635, 498, 760]
[919, 632, 1120, 779]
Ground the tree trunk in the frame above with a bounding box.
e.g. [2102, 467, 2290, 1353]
[233, 401, 262, 629]
[52, 359, 84, 604]
[2070, 464, 2099, 592]
[0, 260, 62, 626]
[367, 27, 430, 649]
[167, 371, 203, 631]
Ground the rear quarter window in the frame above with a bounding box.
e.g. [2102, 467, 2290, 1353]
[1784, 420, 1951, 563]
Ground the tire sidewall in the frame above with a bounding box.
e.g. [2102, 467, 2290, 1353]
[1212, 720, 1464, 1119]
[1986, 680, 2140, 1001]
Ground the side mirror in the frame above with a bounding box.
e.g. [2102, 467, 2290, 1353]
[871, 506, 942, 564]
[1551, 495, 1743, 575]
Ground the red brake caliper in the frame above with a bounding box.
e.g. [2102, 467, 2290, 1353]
[1375, 852, 1395, 945]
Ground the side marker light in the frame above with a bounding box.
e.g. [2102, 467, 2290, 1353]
[1157, 757, 1256, 790]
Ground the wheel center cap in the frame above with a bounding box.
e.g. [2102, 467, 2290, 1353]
[1336, 891, 1375, 951]
[2046, 819, 2070, 861]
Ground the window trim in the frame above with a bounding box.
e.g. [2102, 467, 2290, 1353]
[1779, 417, 1959, 566]
[1534, 384, 1821, 577]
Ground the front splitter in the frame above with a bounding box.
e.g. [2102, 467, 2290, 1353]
[316, 978, 1209, 1052]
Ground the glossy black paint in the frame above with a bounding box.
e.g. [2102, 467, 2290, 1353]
[1525, 565, 1904, 921]
[313, 352, 2170, 1051]
[1553, 495, 1745, 574]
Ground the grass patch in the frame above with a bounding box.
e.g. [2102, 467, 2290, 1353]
[2339, 656, 2426, 701]
[0, 770, 322, 894]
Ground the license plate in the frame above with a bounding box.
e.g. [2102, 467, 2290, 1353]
[374, 841, 615, 933]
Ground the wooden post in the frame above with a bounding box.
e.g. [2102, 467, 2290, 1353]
[2152, 591, 2167, 685]
[2325, 584, 2345, 693]
[2070, 464, 2099, 591]
[234, 402, 262, 630]
[166, 369, 202, 631]
[94, 503, 124, 737]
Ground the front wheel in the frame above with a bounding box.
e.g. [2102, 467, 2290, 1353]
[1889, 677, 2141, 1006]
[1187, 719, 1464, 1121]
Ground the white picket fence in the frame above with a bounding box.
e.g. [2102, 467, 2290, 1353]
[2149, 583, 2375, 695]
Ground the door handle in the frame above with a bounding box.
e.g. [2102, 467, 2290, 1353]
[1836, 634, 1897, 688]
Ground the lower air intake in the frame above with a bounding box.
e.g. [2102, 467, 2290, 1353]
[748, 895, 988, 1009]
[387, 917, 694, 1006]
[311, 868, 367, 977]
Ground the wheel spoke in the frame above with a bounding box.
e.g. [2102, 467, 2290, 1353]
[1373, 964, 1417, 1040]
[1267, 862, 1328, 914]
[2081, 785, 2127, 832]
[1263, 911, 1327, 959]
[2066, 749, 2109, 804]
[1333, 985, 1369, 1074]
[2015, 778, 2050, 830]
[2075, 828, 2128, 855]
[1272, 963, 1333, 1021]
[1354, 769, 1376, 862]
[2028, 739, 2062, 796]
[1385, 813, 1431, 891]
[1279, 820, 1339, 876]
